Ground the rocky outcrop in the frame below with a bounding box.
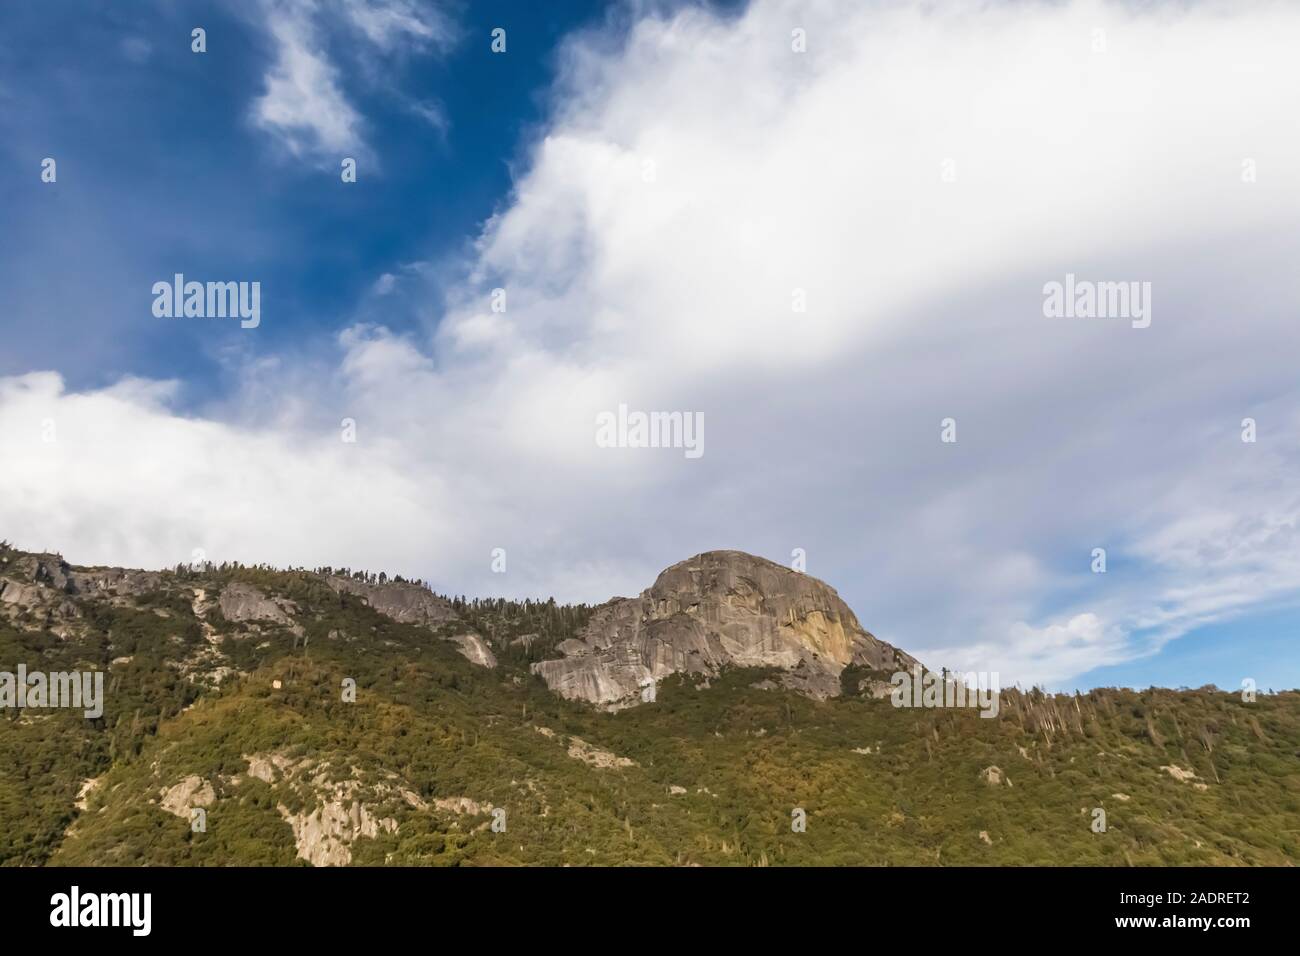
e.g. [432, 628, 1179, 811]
[534, 726, 636, 768]
[1160, 765, 1209, 790]
[3, 552, 73, 591]
[277, 786, 398, 867]
[532, 550, 916, 707]
[68, 566, 164, 598]
[432, 796, 490, 815]
[0, 553, 96, 637]
[0, 552, 72, 610]
[324, 576, 458, 625]
[239, 754, 402, 866]
[566, 736, 636, 769]
[218, 582, 297, 626]
[159, 775, 216, 817]
[244, 752, 299, 784]
[75, 776, 102, 812]
[0, 579, 47, 609]
[447, 632, 497, 668]
[980, 766, 1010, 788]
[3, 553, 164, 600]
[324, 576, 496, 667]
[0, 553, 167, 631]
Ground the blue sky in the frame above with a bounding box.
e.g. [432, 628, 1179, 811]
[1, 0, 625, 394]
[1074, 605, 1300, 696]
[1, 0, 1298, 693]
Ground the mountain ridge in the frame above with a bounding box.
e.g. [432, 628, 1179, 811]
[2, 538, 1297, 867]
[1, 544, 916, 705]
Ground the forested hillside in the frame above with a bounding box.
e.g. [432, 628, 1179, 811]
[2, 542, 1297, 867]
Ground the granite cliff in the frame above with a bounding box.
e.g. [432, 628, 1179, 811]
[532, 550, 917, 707]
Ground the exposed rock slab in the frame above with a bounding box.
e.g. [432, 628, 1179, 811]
[159, 775, 216, 817]
[324, 576, 458, 625]
[277, 787, 397, 867]
[324, 576, 496, 667]
[218, 582, 297, 626]
[447, 632, 497, 667]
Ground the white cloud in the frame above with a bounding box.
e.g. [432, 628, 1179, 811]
[0, 371, 453, 573]
[6, 0, 1300, 688]
[341, 0, 452, 51]
[249, 0, 452, 161]
[251, 2, 365, 158]
[917, 613, 1129, 689]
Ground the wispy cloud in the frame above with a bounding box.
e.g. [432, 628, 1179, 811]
[341, 0, 453, 51]
[249, 0, 454, 163]
[251, 3, 363, 159]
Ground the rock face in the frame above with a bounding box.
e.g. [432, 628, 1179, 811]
[0, 578, 47, 609]
[0, 553, 130, 637]
[0, 552, 163, 627]
[159, 775, 216, 817]
[278, 789, 397, 867]
[447, 632, 497, 668]
[67, 565, 163, 598]
[324, 576, 497, 668]
[3, 552, 162, 598]
[532, 550, 917, 707]
[218, 582, 297, 626]
[0, 553, 73, 611]
[1, 552, 73, 592]
[324, 576, 458, 625]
